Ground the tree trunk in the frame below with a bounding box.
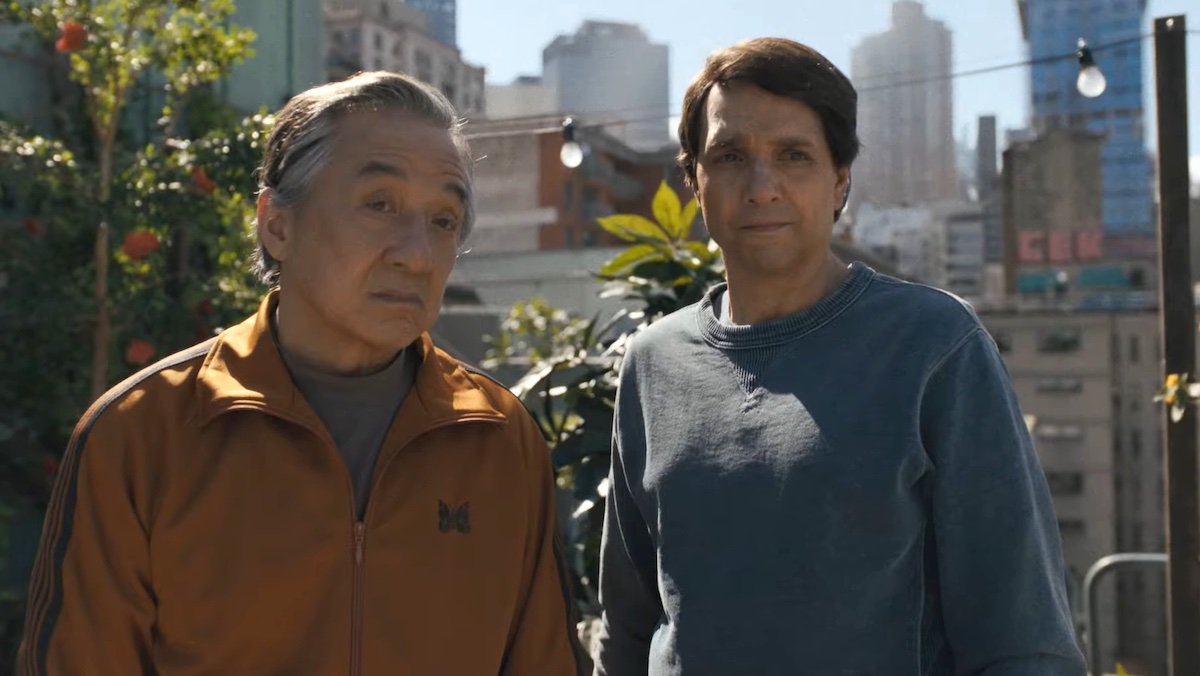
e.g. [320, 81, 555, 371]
[89, 133, 115, 400]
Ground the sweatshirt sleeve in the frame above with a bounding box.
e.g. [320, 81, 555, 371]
[501, 413, 588, 676]
[17, 409, 156, 675]
[920, 327, 1087, 675]
[593, 360, 663, 676]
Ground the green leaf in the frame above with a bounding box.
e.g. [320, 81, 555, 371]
[651, 180, 682, 240]
[596, 214, 671, 243]
[678, 198, 699, 239]
[597, 244, 663, 277]
[631, 259, 690, 284]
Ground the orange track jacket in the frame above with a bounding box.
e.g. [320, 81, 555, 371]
[18, 292, 584, 675]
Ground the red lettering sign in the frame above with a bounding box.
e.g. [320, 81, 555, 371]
[1048, 231, 1073, 262]
[1019, 231, 1046, 263]
[1074, 230, 1104, 260]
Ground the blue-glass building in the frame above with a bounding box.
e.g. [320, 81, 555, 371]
[407, 0, 456, 48]
[1020, 0, 1153, 247]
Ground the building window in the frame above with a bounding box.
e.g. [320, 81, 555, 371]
[1037, 423, 1084, 441]
[1129, 384, 1140, 412]
[1036, 377, 1083, 394]
[374, 30, 383, 50]
[1130, 429, 1141, 459]
[1037, 328, 1082, 353]
[1046, 472, 1085, 496]
[1129, 335, 1140, 362]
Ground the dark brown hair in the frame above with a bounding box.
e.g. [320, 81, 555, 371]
[677, 37, 860, 196]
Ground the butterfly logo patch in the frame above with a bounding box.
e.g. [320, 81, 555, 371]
[438, 500, 470, 534]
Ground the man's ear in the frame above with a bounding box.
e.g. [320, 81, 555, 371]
[256, 190, 293, 263]
[835, 167, 851, 210]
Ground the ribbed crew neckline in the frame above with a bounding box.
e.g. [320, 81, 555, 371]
[698, 262, 875, 350]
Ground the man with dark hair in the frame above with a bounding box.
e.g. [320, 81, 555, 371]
[18, 71, 584, 675]
[594, 38, 1086, 675]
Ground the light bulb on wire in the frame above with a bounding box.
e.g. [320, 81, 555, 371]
[1075, 38, 1107, 98]
[560, 117, 585, 168]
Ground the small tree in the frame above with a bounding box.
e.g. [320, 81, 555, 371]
[485, 182, 723, 616]
[2, 0, 255, 399]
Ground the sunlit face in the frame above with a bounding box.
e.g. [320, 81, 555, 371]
[258, 108, 469, 371]
[695, 82, 850, 286]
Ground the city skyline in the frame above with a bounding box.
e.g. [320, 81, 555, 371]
[459, 0, 1198, 170]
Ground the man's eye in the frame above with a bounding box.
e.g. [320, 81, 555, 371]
[367, 197, 395, 213]
[433, 215, 461, 232]
[785, 150, 811, 161]
[715, 151, 740, 163]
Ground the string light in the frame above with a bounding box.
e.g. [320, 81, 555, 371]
[1075, 38, 1107, 98]
[559, 116, 585, 168]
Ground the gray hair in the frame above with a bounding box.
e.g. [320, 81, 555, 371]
[251, 71, 475, 286]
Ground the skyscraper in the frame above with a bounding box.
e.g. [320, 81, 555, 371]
[1018, 0, 1154, 259]
[850, 1, 957, 209]
[977, 115, 1003, 259]
[406, 0, 456, 48]
[325, 0, 483, 115]
[542, 21, 670, 152]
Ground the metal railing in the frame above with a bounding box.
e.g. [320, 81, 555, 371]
[1082, 552, 1168, 675]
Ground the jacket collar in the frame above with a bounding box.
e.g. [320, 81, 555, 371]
[195, 290, 507, 429]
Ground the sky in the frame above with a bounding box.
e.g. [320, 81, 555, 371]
[459, 0, 1199, 178]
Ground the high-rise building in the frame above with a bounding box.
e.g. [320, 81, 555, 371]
[977, 116, 1000, 205]
[542, 21, 670, 152]
[850, 1, 957, 209]
[1017, 0, 1155, 260]
[406, 0, 456, 48]
[980, 308, 1168, 676]
[324, 0, 484, 116]
[978, 115, 1008, 300]
[1001, 127, 1155, 308]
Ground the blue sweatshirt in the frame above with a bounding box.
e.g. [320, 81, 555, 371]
[594, 263, 1086, 676]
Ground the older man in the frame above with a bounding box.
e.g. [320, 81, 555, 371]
[594, 39, 1086, 675]
[19, 72, 583, 675]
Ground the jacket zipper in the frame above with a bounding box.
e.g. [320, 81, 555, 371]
[349, 415, 506, 676]
[346, 415, 503, 673]
[211, 407, 503, 674]
[351, 520, 366, 676]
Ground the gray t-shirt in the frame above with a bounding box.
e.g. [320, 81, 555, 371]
[281, 346, 418, 518]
